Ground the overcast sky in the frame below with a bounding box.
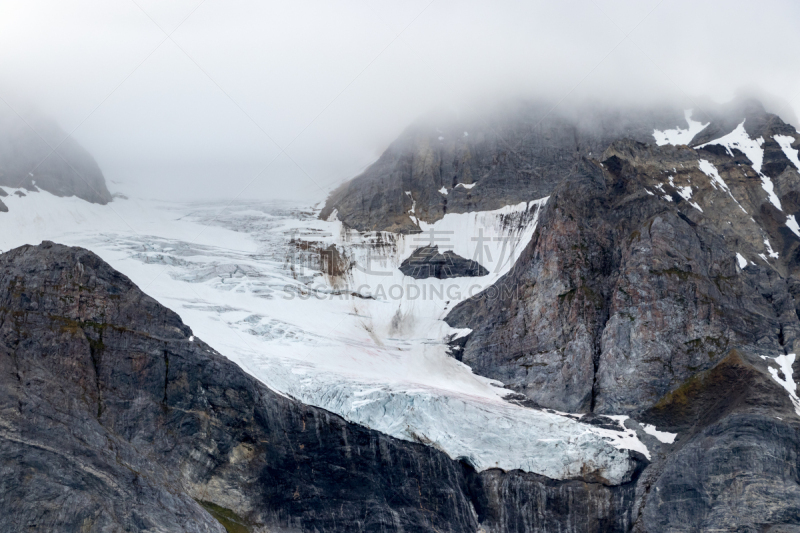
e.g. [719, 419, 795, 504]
[1, 0, 798, 202]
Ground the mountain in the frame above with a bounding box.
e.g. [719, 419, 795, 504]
[320, 101, 689, 232]
[320, 99, 799, 234]
[318, 97, 800, 530]
[0, 107, 111, 206]
[444, 100, 800, 413]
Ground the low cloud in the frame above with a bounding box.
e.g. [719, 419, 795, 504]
[1, 0, 798, 202]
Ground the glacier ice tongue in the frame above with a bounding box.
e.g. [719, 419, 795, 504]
[0, 192, 649, 483]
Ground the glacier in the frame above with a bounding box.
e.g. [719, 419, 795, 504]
[0, 188, 653, 482]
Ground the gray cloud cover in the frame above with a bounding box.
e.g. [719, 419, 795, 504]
[1, 0, 798, 202]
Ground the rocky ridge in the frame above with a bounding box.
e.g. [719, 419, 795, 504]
[399, 245, 489, 279]
[320, 102, 690, 232]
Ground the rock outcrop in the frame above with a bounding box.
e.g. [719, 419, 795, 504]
[0, 108, 111, 204]
[624, 348, 800, 532]
[399, 245, 489, 279]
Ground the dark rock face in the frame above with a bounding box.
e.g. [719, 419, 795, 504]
[643, 414, 800, 531]
[433, 102, 800, 530]
[0, 242, 639, 532]
[320, 102, 688, 232]
[0, 109, 111, 204]
[399, 245, 489, 279]
[465, 466, 642, 532]
[446, 115, 800, 415]
[634, 350, 800, 532]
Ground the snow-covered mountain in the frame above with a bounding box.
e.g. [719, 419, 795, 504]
[4, 98, 800, 531]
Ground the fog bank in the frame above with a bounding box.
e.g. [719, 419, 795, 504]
[1, 0, 798, 202]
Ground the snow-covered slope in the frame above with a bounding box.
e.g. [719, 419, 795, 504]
[697, 120, 784, 211]
[652, 109, 708, 146]
[0, 189, 654, 482]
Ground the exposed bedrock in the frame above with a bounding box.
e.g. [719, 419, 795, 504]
[399, 245, 489, 279]
[447, 132, 800, 415]
[634, 350, 800, 532]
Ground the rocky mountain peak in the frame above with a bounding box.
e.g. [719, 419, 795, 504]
[321, 99, 798, 235]
[0, 109, 111, 206]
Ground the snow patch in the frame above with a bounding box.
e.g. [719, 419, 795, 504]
[764, 239, 779, 259]
[653, 109, 708, 146]
[405, 191, 418, 225]
[760, 353, 800, 416]
[674, 182, 703, 212]
[788, 215, 800, 238]
[698, 120, 765, 172]
[774, 135, 800, 171]
[698, 121, 782, 210]
[761, 176, 782, 211]
[641, 424, 677, 444]
[698, 159, 747, 213]
[590, 415, 651, 460]
[450, 328, 472, 341]
[456, 183, 476, 190]
[736, 253, 748, 269]
[439, 186, 448, 196]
